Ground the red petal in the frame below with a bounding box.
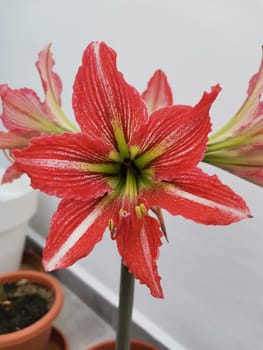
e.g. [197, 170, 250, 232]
[239, 48, 263, 128]
[73, 41, 147, 146]
[205, 139, 263, 185]
[135, 85, 221, 180]
[43, 197, 112, 270]
[13, 133, 113, 200]
[245, 47, 263, 120]
[1, 164, 23, 184]
[36, 44, 63, 107]
[141, 70, 173, 113]
[0, 131, 30, 149]
[209, 48, 263, 143]
[36, 44, 77, 132]
[116, 212, 163, 298]
[143, 167, 251, 225]
[218, 164, 263, 186]
[0, 84, 63, 134]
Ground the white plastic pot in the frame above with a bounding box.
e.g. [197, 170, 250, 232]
[0, 169, 39, 273]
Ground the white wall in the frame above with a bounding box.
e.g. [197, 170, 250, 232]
[1, 1, 263, 349]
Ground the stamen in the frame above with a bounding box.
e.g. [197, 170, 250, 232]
[109, 218, 116, 240]
[140, 203, 147, 215]
[135, 203, 147, 219]
[109, 218, 115, 231]
[119, 208, 128, 216]
[151, 206, 169, 241]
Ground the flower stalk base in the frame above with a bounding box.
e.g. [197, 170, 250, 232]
[115, 260, 135, 350]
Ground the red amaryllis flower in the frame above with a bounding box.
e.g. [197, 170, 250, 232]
[204, 48, 263, 186]
[0, 44, 78, 183]
[14, 42, 250, 298]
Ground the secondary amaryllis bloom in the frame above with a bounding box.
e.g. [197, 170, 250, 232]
[141, 69, 173, 113]
[0, 44, 78, 183]
[203, 48, 263, 186]
[14, 42, 250, 298]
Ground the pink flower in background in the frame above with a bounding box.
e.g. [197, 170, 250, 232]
[13, 42, 250, 298]
[204, 48, 263, 186]
[0, 44, 78, 183]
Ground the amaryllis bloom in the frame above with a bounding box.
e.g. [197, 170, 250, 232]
[13, 42, 250, 298]
[203, 48, 263, 186]
[0, 44, 78, 183]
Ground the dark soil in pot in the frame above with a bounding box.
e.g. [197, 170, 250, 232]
[0, 278, 54, 334]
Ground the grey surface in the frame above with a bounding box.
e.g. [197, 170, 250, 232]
[55, 283, 115, 350]
[26, 235, 166, 350]
[53, 269, 166, 350]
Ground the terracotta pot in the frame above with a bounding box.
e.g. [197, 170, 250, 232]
[88, 339, 159, 350]
[0, 270, 64, 350]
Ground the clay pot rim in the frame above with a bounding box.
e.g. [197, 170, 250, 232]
[88, 339, 159, 350]
[0, 270, 64, 346]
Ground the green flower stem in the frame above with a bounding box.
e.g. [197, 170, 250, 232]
[115, 260, 135, 350]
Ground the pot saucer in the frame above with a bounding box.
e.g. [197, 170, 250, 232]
[46, 327, 69, 350]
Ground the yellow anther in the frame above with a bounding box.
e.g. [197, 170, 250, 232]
[109, 218, 117, 240]
[139, 203, 147, 215]
[119, 208, 128, 216]
[135, 205, 142, 218]
[135, 203, 147, 219]
[108, 218, 115, 231]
